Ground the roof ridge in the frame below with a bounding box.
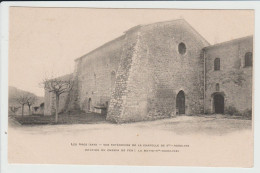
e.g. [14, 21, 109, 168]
[142, 18, 185, 27]
[181, 19, 210, 46]
[203, 35, 253, 50]
[75, 35, 125, 61]
[75, 18, 213, 62]
[140, 18, 210, 46]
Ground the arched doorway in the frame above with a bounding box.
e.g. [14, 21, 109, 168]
[213, 94, 224, 114]
[88, 98, 92, 112]
[176, 90, 185, 114]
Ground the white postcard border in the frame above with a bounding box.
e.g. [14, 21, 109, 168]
[1, 1, 260, 173]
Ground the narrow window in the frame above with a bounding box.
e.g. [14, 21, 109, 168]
[245, 52, 252, 67]
[178, 43, 186, 55]
[88, 98, 92, 112]
[214, 58, 220, 71]
[111, 71, 116, 89]
[216, 83, 220, 91]
[94, 73, 96, 87]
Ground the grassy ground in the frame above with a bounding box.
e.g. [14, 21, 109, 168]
[13, 112, 106, 125]
[12, 112, 251, 126]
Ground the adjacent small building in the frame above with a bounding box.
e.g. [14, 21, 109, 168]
[44, 19, 253, 123]
[203, 36, 253, 115]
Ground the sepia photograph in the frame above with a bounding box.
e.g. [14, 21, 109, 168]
[4, 6, 255, 169]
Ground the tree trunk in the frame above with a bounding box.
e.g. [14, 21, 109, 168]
[22, 105, 24, 117]
[55, 94, 60, 123]
[28, 105, 31, 115]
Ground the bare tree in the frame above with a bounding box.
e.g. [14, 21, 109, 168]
[16, 93, 31, 117]
[43, 76, 73, 123]
[9, 106, 20, 116]
[27, 94, 37, 115]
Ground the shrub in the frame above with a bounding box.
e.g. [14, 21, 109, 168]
[204, 110, 211, 115]
[242, 109, 252, 120]
[225, 106, 240, 116]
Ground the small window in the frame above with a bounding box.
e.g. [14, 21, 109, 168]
[94, 73, 97, 87]
[214, 58, 220, 71]
[178, 43, 186, 55]
[111, 71, 116, 88]
[245, 52, 252, 67]
[216, 83, 220, 91]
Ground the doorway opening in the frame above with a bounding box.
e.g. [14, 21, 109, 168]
[88, 98, 92, 112]
[213, 94, 224, 114]
[176, 90, 185, 114]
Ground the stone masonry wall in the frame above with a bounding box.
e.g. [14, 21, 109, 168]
[44, 19, 253, 122]
[107, 19, 209, 123]
[44, 74, 72, 115]
[106, 29, 141, 122]
[66, 62, 81, 112]
[143, 20, 208, 118]
[44, 89, 53, 115]
[204, 36, 253, 114]
[75, 36, 124, 113]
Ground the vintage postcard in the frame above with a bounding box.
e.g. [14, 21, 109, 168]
[6, 7, 254, 168]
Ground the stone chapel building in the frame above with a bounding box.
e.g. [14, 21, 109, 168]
[44, 19, 253, 123]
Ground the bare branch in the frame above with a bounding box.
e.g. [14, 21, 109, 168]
[16, 92, 31, 105]
[27, 94, 37, 107]
[40, 73, 73, 123]
[42, 74, 73, 96]
[9, 106, 20, 114]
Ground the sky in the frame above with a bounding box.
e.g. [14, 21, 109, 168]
[8, 8, 254, 97]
